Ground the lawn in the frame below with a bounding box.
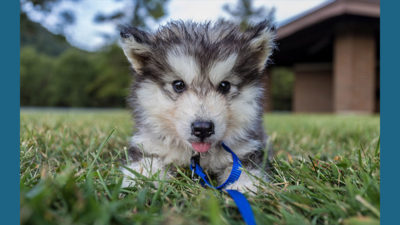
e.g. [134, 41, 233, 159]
[20, 110, 380, 225]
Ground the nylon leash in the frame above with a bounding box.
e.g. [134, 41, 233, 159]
[190, 142, 256, 225]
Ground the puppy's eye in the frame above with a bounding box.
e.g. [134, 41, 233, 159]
[172, 80, 186, 93]
[218, 81, 231, 94]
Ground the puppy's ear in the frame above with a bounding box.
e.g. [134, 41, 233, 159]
[246, 21, 275, 71]
[120, 26, 152, 74]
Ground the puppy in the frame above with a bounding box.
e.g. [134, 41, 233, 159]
[120, 20, 274, 192]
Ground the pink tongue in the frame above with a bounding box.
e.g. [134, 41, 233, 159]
[191, 142, 211, 153]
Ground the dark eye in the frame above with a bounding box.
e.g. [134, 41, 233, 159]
[172, 80, 186, 93]
[218, 81, 231, 94]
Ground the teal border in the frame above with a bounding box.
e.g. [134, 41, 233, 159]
[0, 0, 395, 224]
[381, 1, 398, 224]
[0, 1, 20, 224]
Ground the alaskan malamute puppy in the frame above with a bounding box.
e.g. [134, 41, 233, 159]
[120, 20, 274, 192]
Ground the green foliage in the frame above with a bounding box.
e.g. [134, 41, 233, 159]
[21, 0, 170, 108]
[20, 12, 132, 107]
[87, 45, 132, 107]
[21, 47, 55, 106]
[20, 45, 131, 107]
[20, 111, 380, 225]
[270, 68, 295, 111]
[49, 49, 98, 106]
[20, 12, 70, 56]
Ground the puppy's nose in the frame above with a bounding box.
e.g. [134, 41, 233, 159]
[191, 121, 214, 139]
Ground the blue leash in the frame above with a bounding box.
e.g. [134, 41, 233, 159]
[190, 142, 256, 225]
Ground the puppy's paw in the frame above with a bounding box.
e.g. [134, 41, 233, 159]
[225, 179, 258, 194]
[219, 168, 266, 194]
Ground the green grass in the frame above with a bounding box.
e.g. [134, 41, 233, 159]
[20, 110, 380, 225]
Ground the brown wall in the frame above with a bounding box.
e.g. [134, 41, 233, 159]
[333, 28, 376, 114]
[293, 63, 333, 113]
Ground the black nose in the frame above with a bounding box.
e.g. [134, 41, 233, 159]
[191, 121, 215, 140]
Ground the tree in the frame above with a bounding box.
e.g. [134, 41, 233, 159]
[21, 0, 170, 46]
[86, 45, 132, 107]
[20, 47, 55, 106]
[223, 0, 276, 29]
[49, 49, 98, 107]
[94, 0, 169, 30]
[21, 0, 171, 107]
[20, 11, 71, 56]
[270, 68, 294, 111]
[20, 0, 78, 35]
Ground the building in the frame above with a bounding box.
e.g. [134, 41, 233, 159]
[270, 0, 380, 113]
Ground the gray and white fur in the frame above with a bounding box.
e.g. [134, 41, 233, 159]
[119, 20, 275, 192]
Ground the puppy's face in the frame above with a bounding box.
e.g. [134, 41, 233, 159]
[120, 21, 274, 153]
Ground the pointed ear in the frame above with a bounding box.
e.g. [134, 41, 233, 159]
[246, 21, 275, 71]
[120, 26, 152, 74]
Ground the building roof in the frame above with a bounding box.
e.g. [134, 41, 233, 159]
[272, 0, 380, 66]
[278, 0, 380, 40]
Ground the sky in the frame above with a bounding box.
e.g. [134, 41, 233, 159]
[24, 0, 332, 51]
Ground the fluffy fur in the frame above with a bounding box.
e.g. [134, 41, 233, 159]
[120, 20, 275, 192]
